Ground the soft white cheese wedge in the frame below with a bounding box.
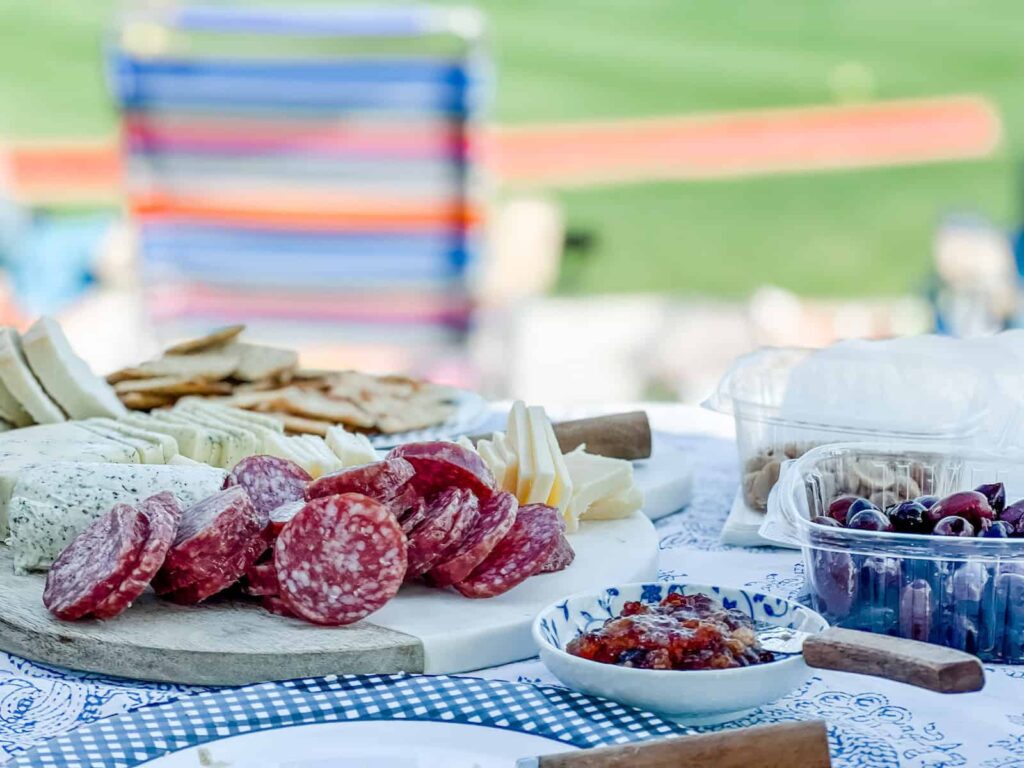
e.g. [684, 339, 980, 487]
[525, 406, 556, 504]
[21, 316, 126, 419]
[562, 447, 634, 532]
[325, 425, 378, 467]
[0, 328, 65, 424]
[508, 401, 533, 501]
[582, 484, 644, 520]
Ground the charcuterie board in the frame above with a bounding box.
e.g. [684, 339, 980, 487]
[0, 512, 657, 685]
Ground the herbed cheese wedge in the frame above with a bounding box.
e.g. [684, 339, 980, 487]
[0, 423, 140, 534]
[76, 421, 156, 464]
[168, 454, 203, 466]
[562, 447, 634, 532]
[0, 378, 33, 427]
[325, 425, 378, 467]
[20, 316, 126, 419]
[98, 417, 180, 463]
[507, 401, 533, 502]
[525, 406, 556, 505]
[8, 461, 227, 572]
[582, 484, 644, 520]
[0, 328, 65, 424]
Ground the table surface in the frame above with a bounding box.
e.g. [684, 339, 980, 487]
[1, 405, 1021, 768]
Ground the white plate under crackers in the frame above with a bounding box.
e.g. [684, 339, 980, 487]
[0, 512, 657, 685]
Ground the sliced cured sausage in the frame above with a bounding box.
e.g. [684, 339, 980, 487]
[153, 486, 266, 594]
[268, 500, 305, 537]
[405, 487, 478, 578]
[453, 503, 562, 599]
[262, 594, 298, 618]
[224, 455, 311, 518]
[305, 458, 414, 508]
[43, 503, 148, 621]
[539, 534, 575, 574]
[244, 561, 279, 597]
[427, 491, 518, 588]
[387, 442, 495, 501]
[274, 493, 406, 625]
[90, 492, 182, 620]
[161, 531, 267, 605]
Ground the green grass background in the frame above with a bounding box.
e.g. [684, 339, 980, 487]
[1, 0, 1022, 297]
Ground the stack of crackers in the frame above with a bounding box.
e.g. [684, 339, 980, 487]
[108, 326, 460, 436]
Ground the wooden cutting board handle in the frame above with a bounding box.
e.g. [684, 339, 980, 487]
[529, 720, 830, 768]
[471, 411, 652, 461]
[802, 627, 985, 693]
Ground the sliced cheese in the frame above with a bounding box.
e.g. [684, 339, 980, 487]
[455, 436, 476, 452]
[0, 377, 32, 427]
[76, 421, 155, 464]
[540, 414, 573, 518]
[583, 484, 644, 520]
[525, 406, 555, 504]
[8, 461, 226, 572]
[299, 435, 343, 477]
[325, 425, 378, 467]
[164, 414, 238, 469]
[168, 454, 202, 467]
[176, 398, 284, 433]
[171, 409, 258, 470]
[143, 412, 219, 465]
[20, 316, 126, 419]
[562, 448, 634, 531]
[476, 439, 509, 494]
[98, 418, 179, 463]
[491, 431, 518, 493]
[508, 401, 533, 501]
[0, 328, 65, 424]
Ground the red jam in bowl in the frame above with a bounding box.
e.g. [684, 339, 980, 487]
[565, 592, 775, 670]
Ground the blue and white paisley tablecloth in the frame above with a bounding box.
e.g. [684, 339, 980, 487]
[2, 405, 1022, 767]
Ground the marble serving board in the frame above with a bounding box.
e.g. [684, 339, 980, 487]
[0, 513, 658, 685]
[634, 433, 694, 521]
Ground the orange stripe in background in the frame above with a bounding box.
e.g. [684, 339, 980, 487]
[0, 95, 1003, 204]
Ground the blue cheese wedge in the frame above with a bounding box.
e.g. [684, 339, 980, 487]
[20, 316, 126, 419]
[0, 328, 65, 424]
[8, 461, 227, 572]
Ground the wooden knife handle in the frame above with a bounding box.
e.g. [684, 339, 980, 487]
[533, 721, 831, 768]
[472, 411, 652, 461]
[802, 626, 985, 693]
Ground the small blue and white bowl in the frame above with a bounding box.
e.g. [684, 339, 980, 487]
[532, 582, 829, 725]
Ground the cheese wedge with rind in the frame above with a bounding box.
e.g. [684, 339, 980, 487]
[0, 328, 65, 424]
[20, 316, 126, 419]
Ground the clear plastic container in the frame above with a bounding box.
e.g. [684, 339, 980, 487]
[703, 346, 990, 511]
[766, 442, 1024, 663]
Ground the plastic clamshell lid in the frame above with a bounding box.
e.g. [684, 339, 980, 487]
[703, 343, 991, 439]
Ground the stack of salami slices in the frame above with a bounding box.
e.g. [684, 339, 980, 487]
[43, 442, 576, 627]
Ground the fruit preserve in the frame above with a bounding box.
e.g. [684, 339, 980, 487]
[565, 593, 775, 670]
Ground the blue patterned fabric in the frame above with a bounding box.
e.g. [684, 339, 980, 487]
[2, 410, 1023, 766]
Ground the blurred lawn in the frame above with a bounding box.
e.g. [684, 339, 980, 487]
[1, 0, 1022, 296]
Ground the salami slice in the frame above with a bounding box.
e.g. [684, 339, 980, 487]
[157, 486, 267, 578]
[90, 492, 182, 620]
[539, 534, 575, 574]
[399, 497, 429, 534]
[305, 458, 414, 509]
[405, 487, 478, 578]
[153, 486, 266, 594]
[387, 442, 496, 501]
[427, 491, 518, 588]
[453, 504, 562, 599]
[389, 483, 421, 518]
[225, 455, 311, 518]
[43, 504, 148, 621]
[162, 531, 267, 605]
[244, 561, 279, 597]
[274, 493, 406, 625]
[268, 500, 305, 537]
[262, 594, 298, 618]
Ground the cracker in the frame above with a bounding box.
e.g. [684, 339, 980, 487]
[165, 325, 246, 355]
[229, 342, 298, 382]
[118, 348, 242, 381]
[275, 413, 332, 436]
[114, 376, 234, 397]
[119, 392, 176, 410]
[276, 388, 375, 428]
[375, 402, 457, 434]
